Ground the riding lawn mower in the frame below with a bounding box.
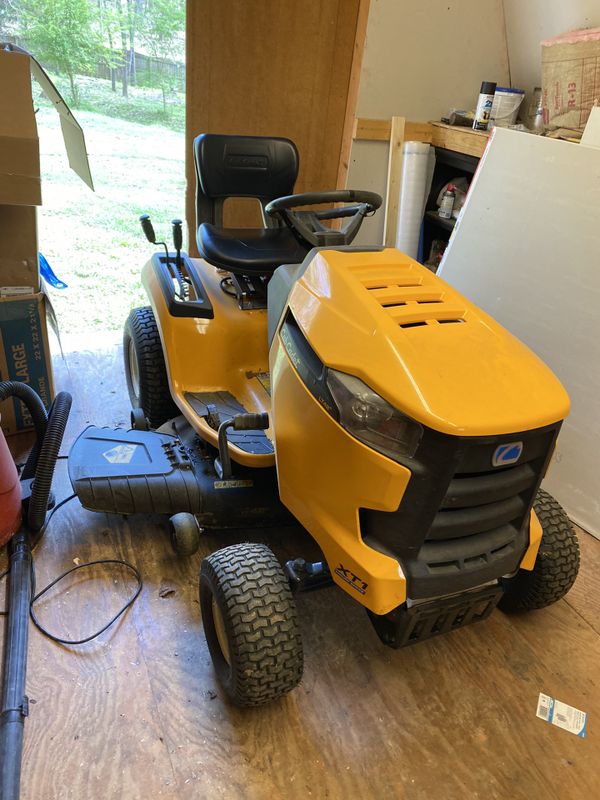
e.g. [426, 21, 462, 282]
[28, 133, 580, 708]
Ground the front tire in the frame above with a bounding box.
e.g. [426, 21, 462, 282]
[200, 543, 303, 706]
[499, 489, 580, 613]
[123, 306, 178, 429]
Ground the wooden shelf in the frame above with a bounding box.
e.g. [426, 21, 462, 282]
[425, 209, 456, 232]
[353, 117, 490, 159]
[429, 121, 489, 159]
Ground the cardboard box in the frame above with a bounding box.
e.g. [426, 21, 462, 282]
[0, 44, 93, 434]
[0, 292, 54, 435]
[0, 205, 39, 291]
[542, 28, 600, 131]
[0, 45, 94, 292]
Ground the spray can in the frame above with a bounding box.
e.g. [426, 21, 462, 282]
[438, 184, 455, 219]
[473, 81, 497, 131]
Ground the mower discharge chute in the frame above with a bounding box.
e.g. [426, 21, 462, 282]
[67, 134, 580, 706]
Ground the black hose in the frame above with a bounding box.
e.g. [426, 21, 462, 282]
[0, 381, 48, 479]
[27, 392, 72, 533]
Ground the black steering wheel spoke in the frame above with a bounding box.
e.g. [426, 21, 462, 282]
[265, 190, 382, 248]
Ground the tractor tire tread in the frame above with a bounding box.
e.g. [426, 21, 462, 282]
[124, 306, 177, 428]
[201, 543, 303, 706]
[499, 489, 580, 612]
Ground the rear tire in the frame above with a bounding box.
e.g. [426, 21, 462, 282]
[499, 489, 580, 613]
[200, 543, 303, 706]
[123, 306, 178, 428]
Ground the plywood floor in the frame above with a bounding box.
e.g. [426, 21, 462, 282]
[2, 341, 599, 800]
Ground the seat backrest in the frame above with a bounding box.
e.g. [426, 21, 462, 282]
[193, 133, 299, 229]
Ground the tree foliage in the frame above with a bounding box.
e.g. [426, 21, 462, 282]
[139, 0, 185, 110]
[20, 0, 102, 105]
[0, 0, 185, 112]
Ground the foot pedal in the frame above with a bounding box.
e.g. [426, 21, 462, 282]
[215, 413, 270, 479]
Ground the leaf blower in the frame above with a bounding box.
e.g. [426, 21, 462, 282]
[0, 381, 71, 800]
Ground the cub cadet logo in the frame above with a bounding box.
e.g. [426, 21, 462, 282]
[492, 441, 523, 467]
[334, 564, 368, 595]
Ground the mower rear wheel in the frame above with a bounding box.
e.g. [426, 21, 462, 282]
[499, 489, 580, 613]
[200, 543, 303, 706]
[123, 306, 177, 429]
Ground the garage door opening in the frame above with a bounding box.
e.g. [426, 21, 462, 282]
[0, 0, 186, 348]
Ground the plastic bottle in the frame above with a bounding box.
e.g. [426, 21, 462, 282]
[438, 184, 455, 219]
[473, 81, 497, 131]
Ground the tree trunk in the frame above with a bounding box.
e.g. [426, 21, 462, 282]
[67, 70, 78, 106]
[117, 0, 129, 97]
[162, 86, 167, 113]
[127, 0, 136, 86]
[106, 16, 117, 93]
[121, 52, 128, 98]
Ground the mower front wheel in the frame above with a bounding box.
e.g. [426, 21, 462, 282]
[499, 489, 580, 613]
[123, 306, 178, 429]
[200, 543, 303, 706]
[169, 513, 201, 556]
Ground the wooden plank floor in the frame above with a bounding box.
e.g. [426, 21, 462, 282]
[2, 341, 599, 800]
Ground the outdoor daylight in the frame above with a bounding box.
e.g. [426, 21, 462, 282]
[0, 0, 186, 342]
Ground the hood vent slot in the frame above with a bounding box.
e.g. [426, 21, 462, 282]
[348, 262, 467, 329]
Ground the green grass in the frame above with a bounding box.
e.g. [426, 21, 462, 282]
[36, 71, 185, 132]
[37, 103, 185, 337]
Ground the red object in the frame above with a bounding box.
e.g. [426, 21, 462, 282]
[0, 424, 21, 546]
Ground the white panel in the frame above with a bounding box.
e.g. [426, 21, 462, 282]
[439, 128, 600, 537]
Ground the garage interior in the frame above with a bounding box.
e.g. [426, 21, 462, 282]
[1, 2, 599, 799]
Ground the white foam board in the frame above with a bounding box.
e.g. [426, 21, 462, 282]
[439, 127, 600, 538]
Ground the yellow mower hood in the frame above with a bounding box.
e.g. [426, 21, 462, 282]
[287, 248, 569, 436]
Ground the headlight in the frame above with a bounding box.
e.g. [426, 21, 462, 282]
[326, 370, 422, 461]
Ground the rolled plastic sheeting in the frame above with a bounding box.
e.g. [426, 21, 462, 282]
[395, 142, 435, 259]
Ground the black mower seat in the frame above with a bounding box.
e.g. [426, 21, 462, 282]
[198, 222, 308, 275]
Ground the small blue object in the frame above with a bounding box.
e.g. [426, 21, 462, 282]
[39, 252, 67, 289]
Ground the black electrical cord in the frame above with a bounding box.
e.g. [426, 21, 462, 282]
[0, 493, 143, 640]
[30, 559, 142, 646]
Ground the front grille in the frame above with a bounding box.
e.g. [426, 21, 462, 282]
[347, 259, 467, 328]
[360, 423, 560, 599]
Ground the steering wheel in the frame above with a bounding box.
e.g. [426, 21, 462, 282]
[265, 190, 382, 248]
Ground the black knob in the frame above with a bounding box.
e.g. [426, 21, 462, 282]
[139, 214, 156, 244]
[171, 218, 183, 251]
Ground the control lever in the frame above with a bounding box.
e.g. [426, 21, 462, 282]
[139, 213, 169, 262]
[139, 213, 157, 243]
[215, 413, 269, 479]
[171, 218, 183, 268]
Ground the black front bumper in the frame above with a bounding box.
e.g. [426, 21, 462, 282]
[360, 422, 560, 600]
[368, 584, 503, 648]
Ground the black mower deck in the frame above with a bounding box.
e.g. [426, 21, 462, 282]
[68, 421, 290, 528]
